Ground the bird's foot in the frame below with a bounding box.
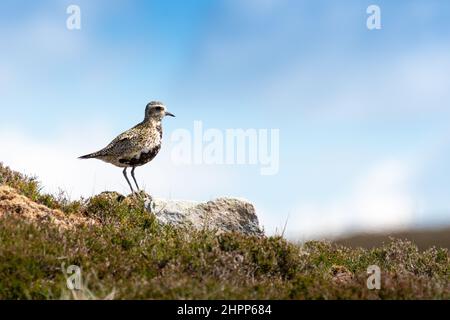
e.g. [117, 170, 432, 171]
[130, 189, 149, 200]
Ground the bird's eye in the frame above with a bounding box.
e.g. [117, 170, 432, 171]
[154, 106, 162, 111]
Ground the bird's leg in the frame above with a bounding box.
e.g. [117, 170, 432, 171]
[131, 166, 140, 191]
[122, 168, 135, 194]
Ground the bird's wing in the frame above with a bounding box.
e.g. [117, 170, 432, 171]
[97, 129, 140, 156]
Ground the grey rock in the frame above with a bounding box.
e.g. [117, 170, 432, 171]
[89, 191, 263, 236]
[148, 197, 263, 236]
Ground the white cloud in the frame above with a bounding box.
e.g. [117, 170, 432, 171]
[0, 126, 236, 201]
[258, 45, 450, 121]
[0, 13, 85, 60]
[288, 159, 415, 240]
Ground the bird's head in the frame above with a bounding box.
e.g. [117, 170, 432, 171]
[145, 101, 175, 121]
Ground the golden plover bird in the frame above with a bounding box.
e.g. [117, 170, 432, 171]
[79, 101, 175, 193]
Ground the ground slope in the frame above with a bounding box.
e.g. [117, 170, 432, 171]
[0, 163, 449, 299]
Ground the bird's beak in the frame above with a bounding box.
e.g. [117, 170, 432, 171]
[165, 111, 175, 117]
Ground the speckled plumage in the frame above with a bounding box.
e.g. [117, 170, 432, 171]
[79, 101, 175, 193]
[86, 120, 163, 168]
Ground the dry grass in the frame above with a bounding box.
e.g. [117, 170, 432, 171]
[1, 162, 449, 300]
[0, 185, 96, 230]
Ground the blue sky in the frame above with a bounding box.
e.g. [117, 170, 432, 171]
[1, 0, 450, 239]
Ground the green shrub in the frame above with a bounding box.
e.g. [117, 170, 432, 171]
[1, 163, 449, 299]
